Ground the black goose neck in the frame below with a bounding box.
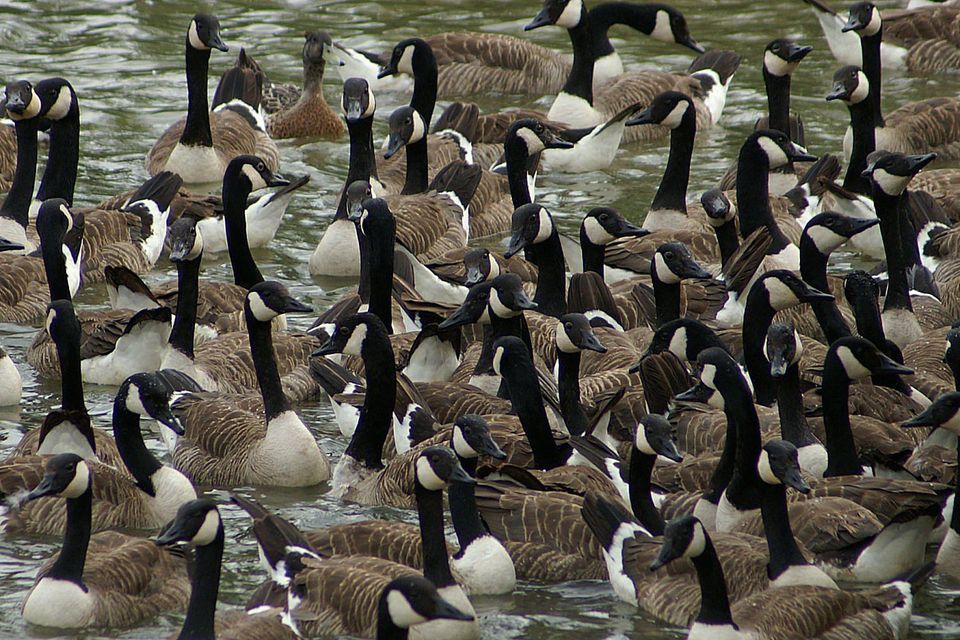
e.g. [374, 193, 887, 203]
[562, 11, 596, 101]
[0, 117, 39, 226]
[821, 359, 863, 476]
[557, 349, 588, 436]
[365, 218, 397, 333]
[47, 485, 92, 583]
[505, 138, 533, 209]
[763, 70, 792, 139]
[338, 116, 379, 219]
[588, 3, 654, 58]
[244, 307, 292, 422]
[344, 324, 396, 470]
[650, 110, 695, 213]
[177, 527, 224, 640]
[952, 441, 960, 533]
[741, 292, 778, 406]
[723, 390, 763, 513]
[223, 176, 263, 289]
[501, 355, 569, 469]
[55, 325, 86, 414]
[842, 100, 875, 194]
[691, 536, 736, 627]
[775, 366, 818, 448]
[36, 106, 80, 206]
[415, 481, 456, 587]
[760, 482, 809, 580]
[704, 409, 738, 503]
[579, 227, 606, 278]
[736, 144, 790, 250]
[860, 30, 885, 128]
[449, 456, 488, 551]
[527, 233, 566, 317]
[874, 189, 913, 313]
[180, 43, 214, 147]
[169, 256, 201, 359]
[629, 448, 665, 535]
[799, 238, 851, 343]
[401, 138, 429, 195]
[41, 227, 71, 302]
[113, 403, 163, 496]
[651, 269, 682, 329]
[409, 44, 439, 127]
[713, 222, 740, 269]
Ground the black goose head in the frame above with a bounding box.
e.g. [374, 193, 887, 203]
[168, 216, 202, 262]
[415, 445, 476, 491]
[764, 322, 802, 378]
[626, 91, 694, 128]
[188, 14, 228, 52]
[642, 318, 725, 364]
[45, 299, 81, 345]
[341, 77, 375, 123]
[385, 105, 426, 159]
[842, 2, 882, 37]
[556, 312, 607, 354]
[489, 273, 538, 318]
[526, 0, 585, 31]
[451, 415, 507, 460]
[763, 39, 813, 77]
[507, 118, 574, 154]
[303, 31, 332, 65]
[802, 211, 879, 256]
[825, 65, 869, 104]
[759, 440, 810, 493]
[652, 242, 711, 283]
[649, 515, 710, 571]
[944, 326, 960, 373]
[24, 453, 92, 502]
[118, 372, 184, 435]
[644, 5, 703, 51]
[636, 414, 683, 463]
[246, 281, 312, 324]
[438, 282, 494, 329]
[506, 203, 555, 258]
[345, 180, 373, 222]
[700, 188, 735, 228]
[313, 312, 386, 357]
[3, 80, 41, 121]
[380, 575, 475, 628]
[863, 151, 937, 197]
[843, 270, 880, 308]
[463, 248, 499, 287]
[156, 498, 222, 547]
[378, 37, 430, 78]
[693, 346, 750, 410]
[491, 335, 532, 377]
[353, 197, 395, 243]
[745, 129, 817, 170]
[36, 198, 74, 247]
[33, 77, 77, 122]
[903, 391, 960, 434]
[580, 207, 648, 246]
[828, 335, 913, 382]
[224, 155, 288, 195]
[751, 270, 833, 312]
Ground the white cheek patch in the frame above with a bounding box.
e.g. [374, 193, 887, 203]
[700, 363, 717, 389]
[556, 0, 584, 29]
[706, 387, 725, 410]
[763, 50, 794, 77]
[386, 590, 427, 628]
[358, 210, 369, 235]
[63, 461, 91, 499]
[409, 111, 426, 144]
[634, 425, 657, 455]
[45, 85, 73, 121]
[764, 278, 800, 310]
[188, 20, 206, 49]
[686, 522, 707, 558]
[555, 323, 579, 353]
[363, 87, 376, 118]
[533, 208, 554, 244]
[757, 136, 789, 169]
[186, 228, 204, 260]
[343, 323, 368, 356]
[452, 426, 477, 458]
[45, 308, 56, 335]
[651, 10, 673, 42]
[757, 449, 780, 484]
[660, 101, 689, 129]
[416, 456, 446, 491]
[944, 410, 960, 434]
[242, 164, 267, 190]
[668, 327, 688, 360]
[849, 72, 870, 104]
[487, 256, 500, 279]
[16, 89, 42, 119]
[125, 383, 146, 415]
[654, 252, 682, 284]
[489, 287, 514, 318]
[582, 216, 614, 245]
[836, 345, 872, 380]
[193, 509, 222, 546]
[492, 345, 506, 374]
[872, 167, 911, 196]
[397, 45, 415, 75]
[59, 203, 74, 232]
[865, 8, 882, 36]
[792, 329, 804, 364]
[248, 292, 277, 322]
[807, 224, 848, 254]
[516, 127, 545, 154]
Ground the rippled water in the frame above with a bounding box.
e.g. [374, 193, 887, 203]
[2, 0, 960, 637]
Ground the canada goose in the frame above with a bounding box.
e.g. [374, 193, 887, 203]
[0, 80, 42, 253]
[154, 499, 294, 640]
[303, 416, 516, 595]
[19, 453, 189, 629]
[0, 345, 20, 406]
[24, 201, 172, 384]
[146, 15, 280, 185]
[170, 282, 329, 487]
[649, 514, 916, 639]
[2, 371, 195, 535]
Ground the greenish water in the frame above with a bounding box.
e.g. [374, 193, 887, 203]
[1, 0, 960, 637]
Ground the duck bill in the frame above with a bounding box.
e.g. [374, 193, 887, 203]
[825, 83, 848, 102]
[432, 596, 476, 622]
[153, 407, 185, 436]
[524, 8, 553, 31]
[0, 236, 24, 252]
[580, 331, 607, 353]
[614, 221, 649, 238]
[681, 35, 705, 54]
[281, 298, 313, 314]
[906, 153, 938, 175]
[504, 233, 527, 259]
[24, 475, 60, 503]
[543, 129, 574, 150]
[438, 303, 481, 330]
[264, 171, 290, 188]
[312, 337, 342, 357]
[463, 266, 485, 286]
[477, 433, 508, 460]
[384, 132, 404, 159]
[786, 142, 817, 163]
[449, 462, 477, 485]
[849, 217, 880, 236]
[674, 383, 713, 404]
[786, 43, 813, 62]
[625, 108, 655, 127]
[876, 354, 913, 377]
[782, 467, 811, 493]
[514, 291, 539, 311]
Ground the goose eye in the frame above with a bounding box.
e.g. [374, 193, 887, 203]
[599, 213, 608, 221]
[665, 251, 675, 260]
[565, 322, 573, 331]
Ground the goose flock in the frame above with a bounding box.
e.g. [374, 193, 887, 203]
[6, 0, 960, 638]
